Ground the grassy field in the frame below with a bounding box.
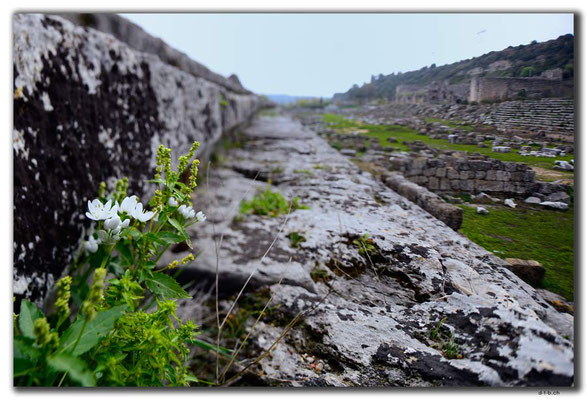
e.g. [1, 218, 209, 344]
[459, 204, 574, 301]
[323, 114, 575, 173]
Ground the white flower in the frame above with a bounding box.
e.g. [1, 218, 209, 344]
[85, 199, 118, 221]
[168, 197, 178, 207]
[132, 202, 155, 222]
[195, 211, 206, 222]
[104, 215, 121, 230]
[119, 195, 154, 223]
[178, 204, 195, 219]
[120, 219, 130, 229]
[84, 235, 101, 253]
[119, 196, 139, 215]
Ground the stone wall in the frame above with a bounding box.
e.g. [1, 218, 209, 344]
[469, 77, 573, 103]
[382, 172, 463, 230]
[13, 14, 262, 301]
[395, 81, 470, 104]
[390, 154, 537, 196]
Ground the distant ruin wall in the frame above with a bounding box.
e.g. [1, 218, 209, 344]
[469, 77, 573, 102]
[395, 81, 469, 104]
[390, 155, 537, 196]
[13, 14, 262, 302]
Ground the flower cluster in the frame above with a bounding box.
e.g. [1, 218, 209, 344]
[81, 268, 107, 321]
[33, 317, 58, 347]
[177, 204, 206, 222]
[84, 195, 156, 253]
[55, 276, 72, 321]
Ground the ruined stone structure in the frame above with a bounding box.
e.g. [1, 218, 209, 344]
[388, 154, 568, 197]
[13, 14, 263, 301]
[469, 76, 573, 103]
[395, 81, 470, 104]
[485, 99, 574, 141]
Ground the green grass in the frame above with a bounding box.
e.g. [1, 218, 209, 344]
[240, 184, 308, 217]
[459, 204, 574, 300]
[323, 114, 574, 172]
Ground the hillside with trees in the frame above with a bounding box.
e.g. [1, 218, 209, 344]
[333, 34, 574, 103]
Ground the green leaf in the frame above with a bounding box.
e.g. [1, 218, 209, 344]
[126, 227, 142, 240]
[192, 339, 233, 357]
[168, 218, 192, 248]
[47, 353, 96, 387]
[156, 231, 185, 245]
[18, 300, 44, 339]
[145, 272, 191, 299]
[13, 357, 35, 378]
[60, 304, 127, 356]
[14, 337, 40, 361]
[116, 241, 134, 266]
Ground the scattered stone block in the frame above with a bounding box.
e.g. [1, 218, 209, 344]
[492, 146, 511, 153]
[546, 191, 571, 204]
[537, 289, 574, 315]
[504, 258, 546, 287]
[504, 198, 517, 208]
[540, 201, 569, 211]
[524, 196, 542, 204]
[340, 149, 357, 157]
[476, 206, 489, 215]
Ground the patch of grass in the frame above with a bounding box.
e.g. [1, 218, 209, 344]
[458, 204, 574, 300]
[428, 317, 447, 341]
[240, 184, 309, 217]
[293, 169, 315, 176]
[323, 114, 574, 172]
[286, 231, 307, 248]
[310, 265, 330, 283]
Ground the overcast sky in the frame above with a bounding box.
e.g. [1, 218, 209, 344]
[123, 13, 574, 98]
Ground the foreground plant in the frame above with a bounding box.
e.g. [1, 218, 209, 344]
[14, 141, 209, 387]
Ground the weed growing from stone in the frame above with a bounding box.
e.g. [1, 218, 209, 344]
[353, 234, 377, 256]
[240, 183, 308, 217]
[287, 231, 307, 248]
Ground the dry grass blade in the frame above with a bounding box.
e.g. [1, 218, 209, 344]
[218, 257, 292, 383]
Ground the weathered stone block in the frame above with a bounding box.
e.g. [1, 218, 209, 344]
[504, 258, 546, 287]
[446, 167, 459, 179]
[496, 170, 511, 181]
[13, 14, 262, 300]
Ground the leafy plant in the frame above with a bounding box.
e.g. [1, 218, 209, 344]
[286, 231, 307, 248]
[428, 316, 447, 341]
[240, 183, 308, 217]
[310, 266, 330, 283]
[14, 141, 208, 387]
[353, 234, 377, 256]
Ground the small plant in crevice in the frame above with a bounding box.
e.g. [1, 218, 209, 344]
[353, 233, 377, 256]
[310, 265, 330, 283]
[428, 316, 446, 341]
[240, 183, 308, 217]
[286, 231, 307, 248]
[426, 316, 463, 360]
[14, 141, 209, 387]
[219, 93, 228, 109]
[442, 332, 462, 360]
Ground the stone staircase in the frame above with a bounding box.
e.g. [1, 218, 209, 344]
[484, 99, 574, 139]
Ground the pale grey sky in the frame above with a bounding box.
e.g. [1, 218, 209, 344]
[123, 13, 574, 97]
